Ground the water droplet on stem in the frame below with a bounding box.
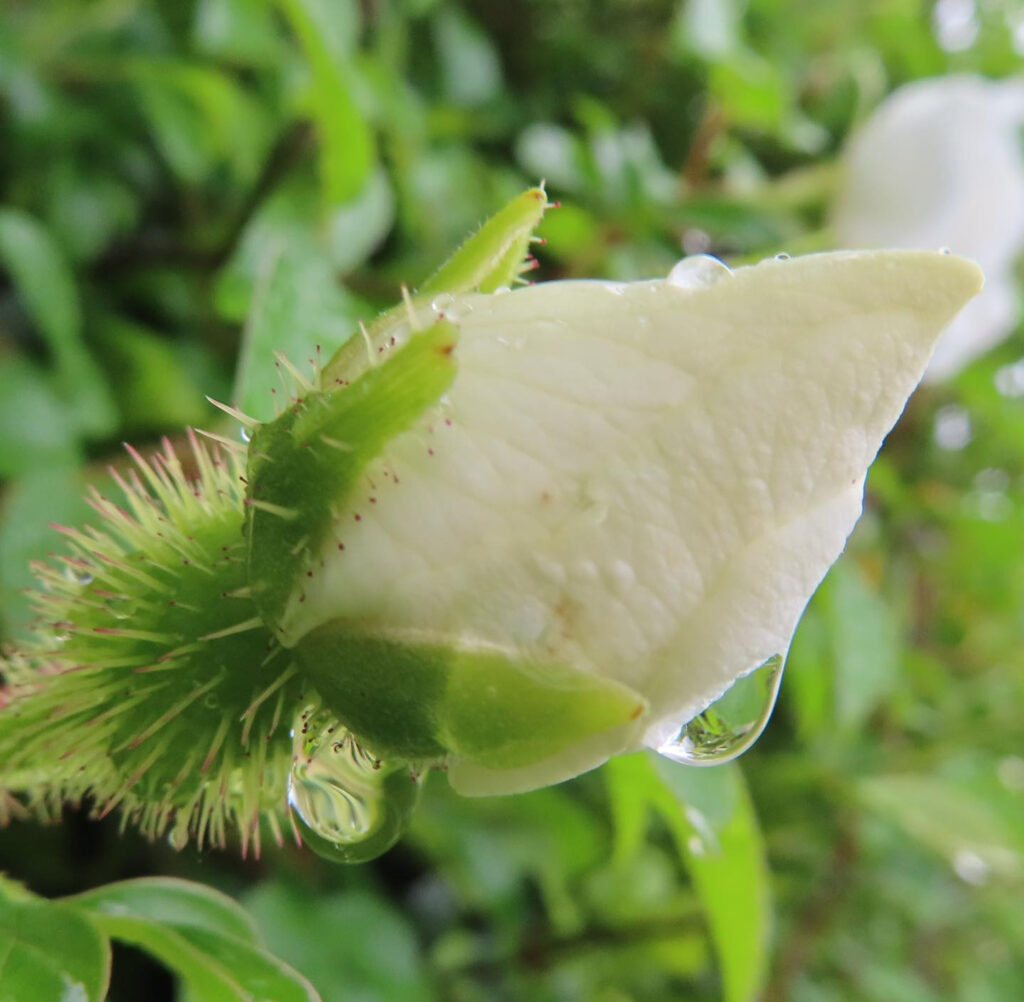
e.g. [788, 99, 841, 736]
[287, 706, 423, 863]
[657, 654, 785, 765]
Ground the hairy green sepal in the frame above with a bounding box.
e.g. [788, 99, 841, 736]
[321, 186, 547, 387]
[246, 320, 459, 633]
[292, 625, 647, 770]
[419, 186, 547, 295]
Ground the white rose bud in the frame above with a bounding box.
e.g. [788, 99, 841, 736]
[247, 247, 983, 796]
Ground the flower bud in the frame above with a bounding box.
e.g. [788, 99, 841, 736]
[0, 188, 984, 856]
[247, 249, 983, 796]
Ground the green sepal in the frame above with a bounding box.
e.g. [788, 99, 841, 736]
[292, 624, 647, 771]
[245, 320, 459, 633]
[419, 185, 548, 295]
[321, 186, 547, 387]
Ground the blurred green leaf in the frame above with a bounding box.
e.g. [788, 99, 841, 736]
[0, 355, 77, 476]
[0, 462, 90, 638]
[859, 773, 1024, 883]
[128, 58, 275, 185]
[68, 877, 320, 1002]
[607, 755, 771, 1002]
[711, 55, 786, 132]
[0, 875, 110, 1002]
[0, 208, 115, 437]
[216, 168, 395, 323]
[516, 123, 588, 194]
[193, 0, 285, 65]
[233, 244, 369, 422]
[66, 877, 260, 943]
[278, 0, 376, 205]
[432, 8, 503, 107]
[93, 315, 210, 433]
[43, 162, 139, 263]
[245, 882, 431, 1002]
[826, 558, 902, 730]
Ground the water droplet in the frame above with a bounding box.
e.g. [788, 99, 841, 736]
[240, 426, 252, 443]
[657, 654, 785, 765]
[666, 254, 733, 290]
[430, 293, 455, 313]
[287, 706, 423, 863]
[774, 252, 791, 261]
[939, 246, 952, 255]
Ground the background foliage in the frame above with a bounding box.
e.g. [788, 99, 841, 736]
[1, 1, 1023, 999]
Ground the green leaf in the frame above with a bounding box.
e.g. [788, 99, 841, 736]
[825, 558, 902, 730]
[278, 0, 376, 204]
[231, 240, 371, 423]
[859, 774, 1024, 881]
[244, 883, 430, 1002]
[214, 168, 393, 325]
[140, 60, 274, 185]
[66, 878, 321, 1002]
[193, 0, 285, 65]
[0, 875, 110, 1002]
[0, 209, 115, 437]
[432, 8, 503, 107]
[606, 755, 771, 1002]
[0, 462, 90, 639]
[94, 315, 210, 433]
[65, 877, 259, 944]
[0, 355, 77, 476]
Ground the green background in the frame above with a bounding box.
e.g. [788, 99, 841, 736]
[1, 1, 1022, 999]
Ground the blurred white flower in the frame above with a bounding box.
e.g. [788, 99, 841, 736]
[833, 75, 1024, 380]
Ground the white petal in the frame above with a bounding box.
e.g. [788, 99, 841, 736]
[289, 251, 981, 793]
[833, 75, 1024, 380]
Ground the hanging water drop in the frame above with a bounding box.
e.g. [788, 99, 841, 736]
[657, 653, 785, 765]
[287, 705, 423, 863]
[430, 292, 456, 313]
[666, 254, 733, 290]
